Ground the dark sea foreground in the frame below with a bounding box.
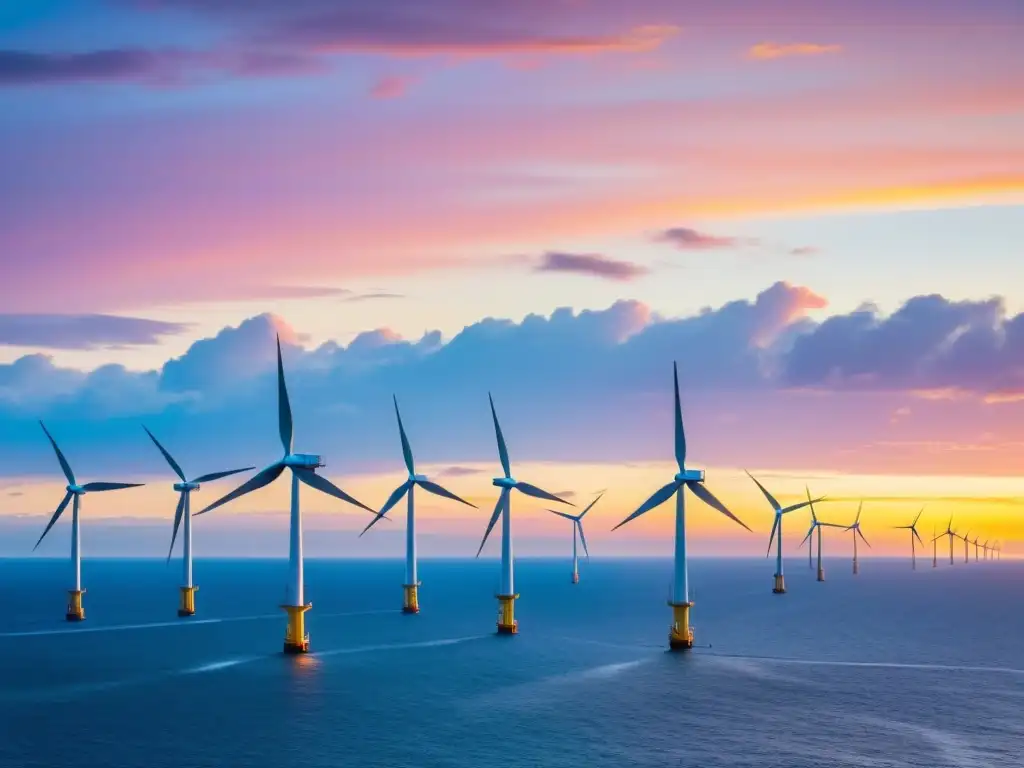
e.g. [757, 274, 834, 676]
[0, 556, 1021, 767]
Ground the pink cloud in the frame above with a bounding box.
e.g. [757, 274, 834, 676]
[747, 42, 842, 61]
[370, 75, 416, 99]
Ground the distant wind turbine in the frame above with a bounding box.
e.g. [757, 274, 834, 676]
[34, 422, 143, 621]
[971, 534, 981, 562]
[892, 507, 925, 570]
[746, 471, 822, 594]
[961, 530, 971, 564]
[196, 336, 376, 653]
[476, 393, 572, 635]
[844, 502, 871, 575]
[142, 426, 253, 617]
[800, 490, 844, 582]
[612, 362, 750, 650]
[360, 396, 476, 614]
[932, 516, 957, 566]
[548, 491, 603, 584]
[932, 525, 938, 568]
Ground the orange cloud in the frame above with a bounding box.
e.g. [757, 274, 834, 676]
[747, 42, 842, 60]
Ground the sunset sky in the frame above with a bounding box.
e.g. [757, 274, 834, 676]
[1, 0, 1022, 560]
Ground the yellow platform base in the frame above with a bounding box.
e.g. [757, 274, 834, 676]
[281, 603, 312, 654]
[402, 583, 420, 614]
[572, 571, 579, 584]
[496, 593, 519, 635]
[773, 574, 786, 594]
[668, 600, 694, 651]
[66, 589, 86, 622]
[178, 585, 197, 617]
[817, 567, 826, 582]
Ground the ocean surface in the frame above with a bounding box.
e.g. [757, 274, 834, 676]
[0, 556, 1020, 767]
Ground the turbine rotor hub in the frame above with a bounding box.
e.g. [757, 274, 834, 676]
[283, 453, 323, 469]
[674, 469, 704, 483]
[173, 482, 199, 492]
[66, 484, 85, 494]
[411, 474, 427, 483]
[493, 477, 517, 489]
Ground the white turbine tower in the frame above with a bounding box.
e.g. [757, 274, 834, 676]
[612, 362, 750, 651]
[844, 502, 871, 575]
[360, 395, 476, 614]
[747, 471, 822, 594]
[800, 490, 844, 582]
[33, 422, 143, 621]
[932, 516, 957, 566]
[892, 507, 925, 569]
[476, 393, 572, 635]
[196, 336, 376, 653]
[548, 491, 603, 584]
[143, 426, 253, 617]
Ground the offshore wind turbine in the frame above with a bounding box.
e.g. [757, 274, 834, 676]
[933, 516, 957, 565]
[143, 426, 253, 617]
[746, 471, 821, 594]
[196, 336, 375, 653]
[932, 525, 938, 567]
[548, 491, 603, 584]
[961, 530, 971, 564]
[971, 535, 981, 562]
[34, 422, 143, 621]
[612, 363, 750, 651]
[476, 393, 572, 635]
[360, 396, 476, 614]
[800, 490, 844, 582]
[892, 507, 925, 569]
[844, 502, 871, 575]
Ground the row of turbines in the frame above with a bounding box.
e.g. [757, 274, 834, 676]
[26, 340, 1006, 654]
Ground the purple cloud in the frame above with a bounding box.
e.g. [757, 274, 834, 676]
[437, 466, 487, 477]
[535, 251, 648, 281]
[655, 227, 747, 250]
[0, 314, 190, 350]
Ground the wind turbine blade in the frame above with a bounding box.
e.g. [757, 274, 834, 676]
[780, 498, 825, 515]
[33, 491, 73, 550]
[393, 396, 415, 475]
[417, 479, 476, 508]
[687, 481, 751, 531]
[360, 481, 409, 537]
[855, 501, 863, 525]
[192, 467, 255, 484]
[167, 492, 186, 563]
[799, 527, 813, 547]
[476, 489, 508, 557]
[913, 529, 924, 545]
[547, 509, 577, 522]
[858, 529, 872, 548]
[295, 469, 375, 514]
[806, 485, 817, 523]
[766, 515, 779, 557]
[39, 421, 75, 485]
[514, 482, 573, 505]
[577, 520, 590, 558]
[612, 480, 681, 531]
[488, 393, 511, 478]
[195, 462, 284, 515]
[577, 491, 604, 519]
[673, 361, 686, 470]
[81, 481, 143, 492]
[142, 425, 186, 482]
[276, 335, 293, 455]
[914, 506, 924, 526]
[745, 470, 780, 511]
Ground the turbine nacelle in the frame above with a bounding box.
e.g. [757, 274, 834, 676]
[410, 473, 428, 483]
[283, 453, 323, 469]
[493, 476, 518, 489]
[173, 481, 200, 492]
[66, 484, 85, 495]
[675, 469, 705, 483]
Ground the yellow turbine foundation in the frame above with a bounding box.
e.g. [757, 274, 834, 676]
[403, 583, 420, 614]
[571, 571, 579, 584]
[281, 603, 311, 654]
[668, 601, 694, 650]
[178, 586, 197, 617]
[66, 589, 86, 622]
[773, 574, 786, 594]
[496, 593, 519, 635]
[817, 566, 826, 582]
